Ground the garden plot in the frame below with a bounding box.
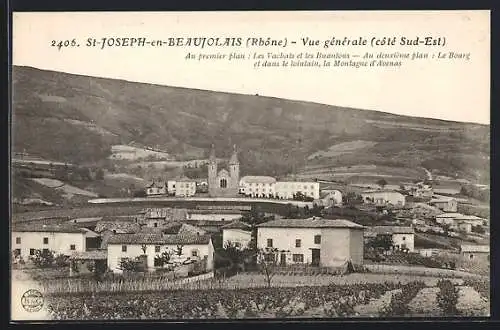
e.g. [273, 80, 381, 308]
[408, 287, 441, 316]
[456, 286, 490, 317]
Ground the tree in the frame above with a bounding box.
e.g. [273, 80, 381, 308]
[30, 249, 55, 268]
[342, 192, 362, 207]
[366, 235, 394, 251]
[376, 179, 388, 188]
[257, 248, 279, 288]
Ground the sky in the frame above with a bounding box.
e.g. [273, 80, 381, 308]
[12, 11, 490, 125]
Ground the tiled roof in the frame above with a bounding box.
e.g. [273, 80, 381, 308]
[460, 245, 489, 253]
[94, 220, 141, 234]
[12, 223, 89, 234]
[369, 226, 415, 235]
[70, 250, 107, 260]
[107, 232, 211, 245]
[256, 217, 363, 229]
[435, 213, 463, 218]
[222, 220, 252, 231]
[146, 181, 166, 188]
[362, 190, 403, 195]
[241, 176, 277, 184]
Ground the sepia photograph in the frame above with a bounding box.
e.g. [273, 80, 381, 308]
[10, 10, 490, 321]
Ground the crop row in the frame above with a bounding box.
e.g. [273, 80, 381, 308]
[46, 281, 408, 320]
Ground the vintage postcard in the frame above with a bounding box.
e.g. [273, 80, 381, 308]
[10, 10, 490, 321]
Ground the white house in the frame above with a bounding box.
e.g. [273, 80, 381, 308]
[12, 223, 100, 259]
[429, 197, 458, 212]
[239, 176, 276, 198]
[107, 226, 214, 273]
[187, 210, 242, 222]
[435, 213, 464, 225]
[174, 177, 196, 197]
[256, 217, 364, 266]
[314, 189, 343, 208]
[361, 190, 406, 207]
[366, 226, 415, 252]
[460, 244, 489, 262]
[145, 181, 167, 196]
[167, 180, 177, 195]
[221, 220, 253, 249]
[275, 181, 320, 200]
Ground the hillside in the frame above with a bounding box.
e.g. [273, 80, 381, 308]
[11, 66, 490, 184]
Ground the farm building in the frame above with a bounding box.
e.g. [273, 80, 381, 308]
[239, 176, 277, 197]
[360, 190, 405, 207]
[460, 244, 489, 262]
[275, 181, 320, 200]
[145, 181, 167, 196]
[175, 177, 197, 197]
[365, 226, 415, 252]
[12, 223, 101, 260]
[187, 209, 242, 222]
[435, 213, 464, 225]
[313, 189, 343, 208]
[256, 217, 365, 266]
[221, 220, 253, 249]
[429, 197, 458, 212]
[106, 224, 214, 273]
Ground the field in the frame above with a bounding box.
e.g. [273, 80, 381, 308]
[109, 145, 171, 161]
[41, 277, 489, 319]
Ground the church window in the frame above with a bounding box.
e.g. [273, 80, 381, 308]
[220, 178, 227, 188]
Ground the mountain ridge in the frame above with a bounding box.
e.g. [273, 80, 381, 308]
[11, 65, 490, 184]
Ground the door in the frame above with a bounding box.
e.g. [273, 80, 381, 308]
[280, 253, 287, 266]
[311, 249, 320, 267]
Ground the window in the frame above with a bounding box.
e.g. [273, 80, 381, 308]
[267, 239, 273, 248]
[42, 248, 49, 254]
[295, 239, 301, 248]
[122, 245, 127, 252]
[154, 258, 162, 267]
[154, 222, 158, 228]
[192, 250, 198, 257]
[402, 237, 406, 241]
[14, 249, 21, 256]
[220, 178, 227, 188]
[15, 237, 21, 244]
[314, 235, 321, 244]
[155, 246, 161, 253]
[70, 244, 76, 250]
[469, 254, 474, 260]
[29, 249, 35, 256]
[43, 237, 49, 244]
[293, 254, 304, 263]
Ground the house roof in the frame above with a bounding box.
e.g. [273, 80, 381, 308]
[368, 226, 415, 235]
[146, 181, 166, 188]
[256, 217, 363, 229]
[12, 223, 91, 234]
[107, 232, 211, 245]
[361, 190, 403, 195]
[70, 250, 107, 260]
[435, 213, 463, 218]
[241, 176, 276, 184]
[94, 220, 141, 234]
[460, 244, 489, 253]
[222, 220, 252, 231]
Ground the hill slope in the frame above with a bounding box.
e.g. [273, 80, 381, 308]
[11, 66, 490, 183]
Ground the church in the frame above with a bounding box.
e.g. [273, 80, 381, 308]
[208, 144, 240, 197]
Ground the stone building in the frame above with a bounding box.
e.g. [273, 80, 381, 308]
[208, 144, 240, 197]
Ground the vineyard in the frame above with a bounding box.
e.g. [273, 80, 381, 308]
[45, 279, 489, 319]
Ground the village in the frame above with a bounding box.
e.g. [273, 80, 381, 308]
[12, 143, 489, 285]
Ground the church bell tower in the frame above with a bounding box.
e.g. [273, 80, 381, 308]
[208, 144, 217, 196]
[229, 144, 240, 193]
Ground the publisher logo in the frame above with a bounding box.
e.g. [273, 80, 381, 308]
[21, 289, 44, 312]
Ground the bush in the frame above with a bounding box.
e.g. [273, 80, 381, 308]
[54, 254, 70, 267]
[380, 281, 426, 317]
[30, 249, 55, 268]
